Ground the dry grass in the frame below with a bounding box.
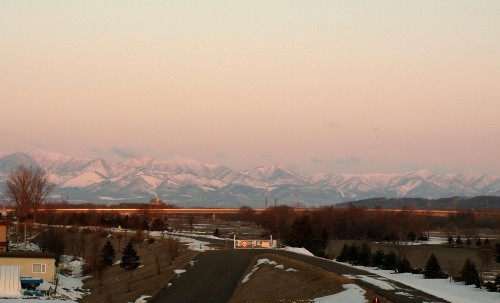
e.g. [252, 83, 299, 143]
[80, 235, 198, 303]
[327, 238, 500, 272]
[227, 253, 392, 303]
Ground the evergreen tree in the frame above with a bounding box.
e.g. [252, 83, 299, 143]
[336, 243, 349, 263]
[120, 241, 140, 292]
[100, 240, 116, 267]
[120, 241, 140, 270]
[213, 228, 220, 237]
[347, 243, 359, 265]
[372, 249, 385, 269]
[461, 258, 480, 287]
[396, 256, 412, 273]
[495, 243, 500, 263]
[424, 253, 442, 279]
[382, 251, 397, 270]
[357, 242, 372, 266]
[407, 231, 416, 243]
[286, 215, 326, 256]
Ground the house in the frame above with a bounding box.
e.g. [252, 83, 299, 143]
[0, 252, 56, 283]
[0, 222, 8, 252]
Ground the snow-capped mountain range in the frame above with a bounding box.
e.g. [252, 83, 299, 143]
[0, 150, 499, 207]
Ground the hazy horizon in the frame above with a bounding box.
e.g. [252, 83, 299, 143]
[1, 1, 499, 175]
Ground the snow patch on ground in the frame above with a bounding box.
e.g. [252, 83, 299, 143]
[242, 258, 297, 283]
[344, 274, 395, 290]
[174, 269, 186, 275]
[313, 284, 367, 303]
[281, 246, 314, 256]
[132, 295, 151, 303]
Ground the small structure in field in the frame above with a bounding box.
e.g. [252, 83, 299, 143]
[0, 251, 56, 283]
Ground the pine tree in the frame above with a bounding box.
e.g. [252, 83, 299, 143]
[100, 240, 116, 267]
[424, 253, 442, 278]
[336, 244, 350, 263]
[495, 243, 500, 263]
[120, 241, 141, 292]
[347, 243, 359, 265]
[461, 258, 480, 287]
[396, 257, 412, 273]
[213, 228, 220, 237]
[120, 241, 140, 270]
[407, 231, 416, 243]
[358, 242, 372, 266]
[382, 251, 397, 270]
[372, 249, 385, 269]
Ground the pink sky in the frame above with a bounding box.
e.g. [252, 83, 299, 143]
[1, 1, 499, 174]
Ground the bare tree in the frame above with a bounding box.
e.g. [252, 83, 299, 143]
[477, 244, 494, 287]
[445, 259, 459, 282]
[6, 165, 54, 223]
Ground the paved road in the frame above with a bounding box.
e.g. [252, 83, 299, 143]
[150, 250, 259, 303]
[151, 249, 450, 303]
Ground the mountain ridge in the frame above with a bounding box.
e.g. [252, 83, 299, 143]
[0, 150, 499, 207]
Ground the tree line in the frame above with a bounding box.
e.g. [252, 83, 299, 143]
[336, 241, 500, 292]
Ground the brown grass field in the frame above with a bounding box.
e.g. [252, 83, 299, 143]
[327, 234, 500, 280]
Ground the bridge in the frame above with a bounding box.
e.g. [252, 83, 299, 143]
[28, 207, 500, 217]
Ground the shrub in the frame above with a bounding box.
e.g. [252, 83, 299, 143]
[411, 267, 424, 274]
[484, 281, 497, 292]
[417, 234, 429, 242]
